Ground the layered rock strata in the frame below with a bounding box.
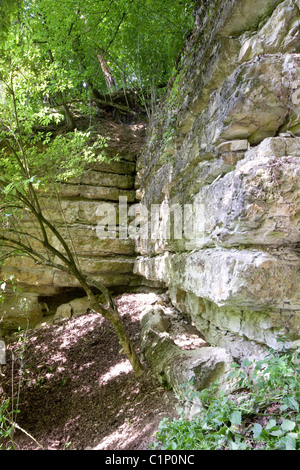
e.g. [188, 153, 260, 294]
[0, 136, 148, 332]
[134, 0, 300, 361]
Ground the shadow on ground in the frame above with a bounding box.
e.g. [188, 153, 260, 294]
[0, 293, 177, 450]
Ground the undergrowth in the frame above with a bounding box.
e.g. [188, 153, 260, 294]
[0, 327, 44, 450]
[152, 347, 300, 450]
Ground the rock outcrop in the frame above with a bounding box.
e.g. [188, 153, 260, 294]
[0, 123, 149, 333]
[140, 304, 233, 397]
[1, 0, 300, 390]
[134, 0, 300, 362]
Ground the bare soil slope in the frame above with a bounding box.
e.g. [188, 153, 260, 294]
[0, 293, 178, 450]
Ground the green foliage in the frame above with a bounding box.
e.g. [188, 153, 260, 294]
[0, 0, 20, 41]
[0, 0, 194, 120]
[0, 325, 45, 450]
[0, 58, 109, 200]
[0, 0, 195, 185]
[0, 1, 194, 229]
[152, 349, 300, 450]
[0, 0, 195, 191]
[0, 398, 16, 449]
[0, 275, 21, 305]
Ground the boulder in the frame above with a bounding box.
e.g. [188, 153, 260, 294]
[54, 303, 72, 320]
[54, 297, 90, 320]
[141, 306, 233, 397]
[0, 293, 44, 333]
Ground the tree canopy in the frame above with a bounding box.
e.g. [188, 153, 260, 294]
[0, 0, 19, 39]
[0, 0, 194, 128]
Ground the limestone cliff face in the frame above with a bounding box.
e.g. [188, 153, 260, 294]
[134, 0, 300, 360]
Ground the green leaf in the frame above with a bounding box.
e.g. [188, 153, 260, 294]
[242, 358, 252, 367]
[230, 411, 241, 426]
[171, 441, 177, 450]
[283, 396, 299, 412]
[281, 420, 296, 432]
[269, 429, 284, 437]
[252, 423, 262, 438]
[283, 434, 297, 450]
[266, 419, 277, 430]
[229, 440, 240, 450]
[280, 404, 289, 412]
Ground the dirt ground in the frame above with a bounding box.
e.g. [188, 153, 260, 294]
[0, 293, 182, 451]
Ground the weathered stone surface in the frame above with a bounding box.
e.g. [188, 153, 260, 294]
[135, 248, 300, 311]
[198, 145, 300, 249]
[0, 293, 44, 333]
[50, 225, 135, 256]
[136, 246, 300, 359]
[52, 270, 143, 289]
[56, 184, 135, 202]
[196, 54, 300, 147]
[140, 305, 172, 335]
[135, 138, 300, 255]
[0, 152, 140, 331]
[239, 0, 300, 62]
[218, 0, 284, 37]
[39, 199, 130, 226]
[166, 0, 287, 136]
[171, 289, 299, 360]
[217, 140, 249, 153]
[54, 302, 73, 320]
[140, 305, 233, 395]
[68, 297, 91, 317]
[86, 160, 135, 175]
[54, 297, 90, 319]
[1, 257, 55, 289]
[134, 0, 300, 363]
[68, 171, 134, 189]
[1, 253, 140, 296]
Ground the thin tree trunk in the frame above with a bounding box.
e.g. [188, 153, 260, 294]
[62, 103, 75, 132]
[97, 48, 117, 92]
[82, 276, 145, 377]
[93, 300, 144, 377]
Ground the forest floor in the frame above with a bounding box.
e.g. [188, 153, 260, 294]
[0, 293, 184, 451]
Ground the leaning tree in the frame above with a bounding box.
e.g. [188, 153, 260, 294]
[0, 58, 145, 377]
